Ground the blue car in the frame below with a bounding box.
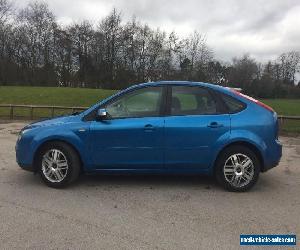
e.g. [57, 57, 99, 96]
[16, 81, 282, 191]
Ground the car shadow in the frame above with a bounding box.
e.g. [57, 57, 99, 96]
[16, 170, 277, 193]
[76, 173, 220, 190]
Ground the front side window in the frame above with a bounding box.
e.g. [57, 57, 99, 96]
[105, 87, 163, 118]
[171, 86, 217, 115]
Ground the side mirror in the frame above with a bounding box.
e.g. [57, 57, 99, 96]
[97, 108, 107, 120]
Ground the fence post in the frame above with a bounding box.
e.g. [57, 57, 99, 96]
[51, 107, 55, 118]
[30, 106, 34, 120]
[9, 105, 13, 119]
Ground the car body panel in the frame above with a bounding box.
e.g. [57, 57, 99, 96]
[16, 116, 91, 169]
[164, 114, 230, 169]
[88, 117, 164, 170]
[16, 81, 282, 175]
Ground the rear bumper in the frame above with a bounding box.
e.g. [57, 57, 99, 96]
[262, 139, 282, 172]
[263, 159, 281, 172]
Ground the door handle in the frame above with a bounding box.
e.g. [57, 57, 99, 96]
[144, 124, 155, 132]
[207, 122, 223, 128]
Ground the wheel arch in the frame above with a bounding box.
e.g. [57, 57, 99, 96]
[213, 141, 265, 173]
[33, 139, 84, 173]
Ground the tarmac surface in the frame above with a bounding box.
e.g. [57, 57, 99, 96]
[0, 122, 299, 249]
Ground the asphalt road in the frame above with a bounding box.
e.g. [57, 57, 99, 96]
[0, 122, 299, 250]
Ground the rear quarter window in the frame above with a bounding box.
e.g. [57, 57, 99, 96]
[220, 93, 246, 113]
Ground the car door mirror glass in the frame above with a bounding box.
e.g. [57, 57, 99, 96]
[97, 108, 107, 120]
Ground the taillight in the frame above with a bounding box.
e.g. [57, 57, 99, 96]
[255, 101, 274, 112]
[231, 90, 274, 113]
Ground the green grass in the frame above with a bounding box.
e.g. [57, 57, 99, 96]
[261, 99, 300, 116]
[0, 86, 299, 133]
[261, 99, 300, 134]
[0, 86, 116, 107]
[278, 120, 300, 134]
[0, 86, 117, 118]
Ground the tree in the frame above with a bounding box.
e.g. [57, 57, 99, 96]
[227, 54, 260, 93]
[53, 26, 73, 87]
[0, 0, 12, 24]
[69, 21, 94, 87]
[0, 2, 300, 99]
[277, 51, 300, 84]
[18, 1, 56, 85]
[98, 8, 122, 88]
[0, 0, 14, 84]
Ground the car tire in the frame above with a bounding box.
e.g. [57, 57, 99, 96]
[215, 145, 260, 192]
[37, 142, 81, 188]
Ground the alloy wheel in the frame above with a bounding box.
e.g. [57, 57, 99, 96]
[223, 153, 255, 188]
[41, 149, 69, 183]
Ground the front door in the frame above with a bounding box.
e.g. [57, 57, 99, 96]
[90, 86, 165, 169]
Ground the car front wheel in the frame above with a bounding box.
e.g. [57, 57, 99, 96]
[215, 145, 260, 192]
[37, 142, 81, 188]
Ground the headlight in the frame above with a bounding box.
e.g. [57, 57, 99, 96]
[17, 124, 41, 141]
[17, 128, 31, 141]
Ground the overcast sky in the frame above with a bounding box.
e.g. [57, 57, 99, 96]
[15, 0, 300, 62]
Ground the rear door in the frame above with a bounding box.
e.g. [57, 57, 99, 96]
[165, 85, 230, 169]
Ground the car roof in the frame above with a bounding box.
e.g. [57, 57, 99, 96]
[80, 80, 244, 118]
[132, 81, 230, 93]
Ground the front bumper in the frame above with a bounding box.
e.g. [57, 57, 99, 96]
[17, 163, 35, 172]
[15, 136, 35, 172]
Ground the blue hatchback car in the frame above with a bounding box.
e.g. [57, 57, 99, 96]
[16, 81, 282, 191]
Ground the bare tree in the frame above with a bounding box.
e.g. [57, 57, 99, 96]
[0, 2, 300, 98]
[17, 1, 56, 84]
[53, 25, 73, 86]
[0, 0, 14, 84]
[69, 21, 94, 87]
[277, 51, 300, 84]
[228, 54, 260, 89]
[176, 31, 213, 80]
[98, 8, 122, 87]
[0, 0, 13, 24]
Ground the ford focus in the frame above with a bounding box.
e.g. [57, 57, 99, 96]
[16, 81, 282, 191]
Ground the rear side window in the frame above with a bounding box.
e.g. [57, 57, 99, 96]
[171, 86, 218, 115]
[221, 94, 245, 113]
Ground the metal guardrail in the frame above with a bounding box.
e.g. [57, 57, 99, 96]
[0, 104, 300, 123]
[277, 115, 300, 120]
[277, 115, 300, 128]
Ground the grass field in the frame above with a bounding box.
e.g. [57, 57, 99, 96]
[261, 99, 300, 116]
[259, 99, 300, 133]
[0, 86, 116, 107]
[0, 86, 299, 133]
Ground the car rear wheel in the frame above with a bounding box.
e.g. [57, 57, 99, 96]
[37, 142, 81, 188]
[215, 145, 260, 192]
